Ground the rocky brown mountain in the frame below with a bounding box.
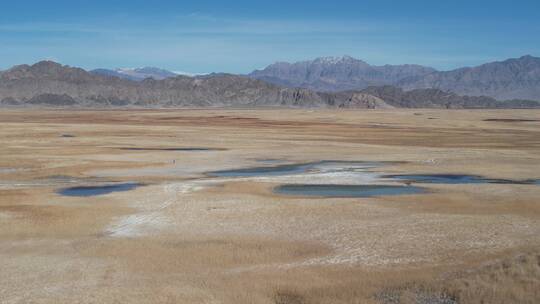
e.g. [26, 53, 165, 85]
[1, 61, 538, 109]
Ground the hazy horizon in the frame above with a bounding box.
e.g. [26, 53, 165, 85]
[1, 0, 539, 74]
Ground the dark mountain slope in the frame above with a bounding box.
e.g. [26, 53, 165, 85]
[249, 56, 436, 92]
[398, 55, 540, 101]
[250, 55, 540, 101]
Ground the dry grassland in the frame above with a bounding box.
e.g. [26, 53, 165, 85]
[0, 108, 539, 303]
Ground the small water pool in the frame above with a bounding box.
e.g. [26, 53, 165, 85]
[483, 119, 539, 122]
[254, 158, 286, 164]
[383, 174, 536, 185]
[274, 184, 425, 198]
[0, 167, 23, 174]
[120, 147, 221, 151]
[57, 182, 142, 197]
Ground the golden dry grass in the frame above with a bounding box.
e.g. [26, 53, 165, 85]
[0, 108, 539, 303]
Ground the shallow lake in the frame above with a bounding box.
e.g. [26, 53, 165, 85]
[384, 174, 537, 185]
[274, 184, 425, 198]
[120, 147, 220, 151]
[57, 183, 142, 197]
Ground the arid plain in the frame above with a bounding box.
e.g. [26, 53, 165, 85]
[1, 109, 539, 304]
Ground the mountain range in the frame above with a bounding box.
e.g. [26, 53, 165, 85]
[249, 55, 437, 92]
[397, 55, 540, 101]
[0, 60, 538, 109]
[249, 55, 540, 101]
[0, 61, 324, 107]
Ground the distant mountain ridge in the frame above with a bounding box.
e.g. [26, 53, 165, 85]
[0, 61, 327, 107]
[398, 55, 540, 101]
[249, 55, 437, 92]
[249, 55, 540, 101]
[0, 61, 538, 109]
[91, 67, 179, 81]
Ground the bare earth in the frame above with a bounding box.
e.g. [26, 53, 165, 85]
[1, 109, 539, 304]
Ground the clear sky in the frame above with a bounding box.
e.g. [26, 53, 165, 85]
[0, 0, 539, 73]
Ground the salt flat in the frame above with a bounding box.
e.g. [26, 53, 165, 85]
[0, 109, 539, 303]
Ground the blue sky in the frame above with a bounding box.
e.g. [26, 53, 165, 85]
[0, 0, 539, 73]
